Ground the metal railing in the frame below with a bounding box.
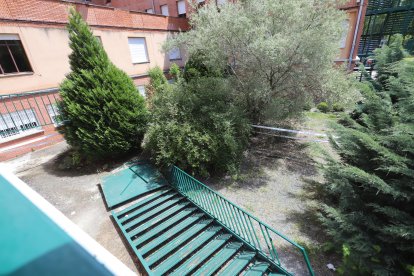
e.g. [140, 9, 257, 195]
[169, 166, 315, 276]
[0, 90, 63, 139]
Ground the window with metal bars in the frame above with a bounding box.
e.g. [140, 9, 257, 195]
[0, 35, 32, 75]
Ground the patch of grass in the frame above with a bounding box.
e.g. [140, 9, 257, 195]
[304, 111, 337, 121]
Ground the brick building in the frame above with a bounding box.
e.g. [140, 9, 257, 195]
[0, 0, 188, 160]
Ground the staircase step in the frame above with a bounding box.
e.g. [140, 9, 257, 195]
[119, 192, 177, 223]
[146, 219, 213, 266]
[244, 261, 270, 276]
[123, 197, 184, 230]
[193, 242, 243, 276]
[116, 188, 171, 218]
[138, 213, 205, 256]
[153, 226, 223, 274]
[130, 206, 196, 244]
[170, 234, 232, 276]
[218, 251, 256, 275]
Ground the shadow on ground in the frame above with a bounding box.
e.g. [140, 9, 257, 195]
[42, 148, 147, 177]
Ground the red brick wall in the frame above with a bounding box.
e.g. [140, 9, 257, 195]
[0, 0, 189, 31]
[95, 0, 224, 17]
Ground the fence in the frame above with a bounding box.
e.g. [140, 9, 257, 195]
[169, 166, 315, 276]
[0, 90, 63, 140]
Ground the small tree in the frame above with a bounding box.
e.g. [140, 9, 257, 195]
[167, 0, 356, 123]
[60, 9, 147, 159]
[319, 58, 414, 275]
[145, 66, 168, 102]
[143, 76, 250, 176]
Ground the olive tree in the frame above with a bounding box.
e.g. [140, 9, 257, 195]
[168, 0, 355, 123]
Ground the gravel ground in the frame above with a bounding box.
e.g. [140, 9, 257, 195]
[205, 113, 341, 276]
[2, 142, 141, 275]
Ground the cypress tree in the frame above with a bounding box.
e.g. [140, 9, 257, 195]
[319, 55, 414, 274]
[60, 9, 147, 159]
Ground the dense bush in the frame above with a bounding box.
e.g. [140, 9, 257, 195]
[332, 103, 345, 112]
[59, 9, 147, 159]
[320, 56, 414, 274]
[317, 102, 330, 113]
[146, 66, 168, 101]
[143, 77, 250, 176]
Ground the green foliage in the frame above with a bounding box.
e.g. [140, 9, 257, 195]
[59, 9, 147, 159]
[183, 51, 223, 82]
[143, 77, 250, 176]
[146, 66, 168, 98]
[320, 58, 414, 275]
[167, 0, 356, 123]
[317, 102, 330, 113]
[169, 63, 181, 81]
[373, 34, 408, 88]
[332, 103, 345, 112]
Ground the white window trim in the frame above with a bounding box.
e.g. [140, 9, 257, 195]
[128, 37, 150, 64]
[177, 0, 186, 15]
[161, 5, 169, 16]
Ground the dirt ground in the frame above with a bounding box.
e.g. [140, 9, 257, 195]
[205, 112, 340, 275]
[2, 141, 141, 275]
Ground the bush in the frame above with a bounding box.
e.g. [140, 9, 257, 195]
[320, 58, 414, 275]
[317, 102, 330, 113]
[332, 103, 345, 112]
[146, 66, 168, 101]
[143, 77, 250, 176]
[59, 9, 147, 160]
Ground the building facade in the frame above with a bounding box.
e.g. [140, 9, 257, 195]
[0, 0, 188, 159]
[95, 0, 367, 66]
[358, 0, 414, 61]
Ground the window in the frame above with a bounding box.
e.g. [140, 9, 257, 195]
[340, 19, 349, 49]
[128, 38, 149, 64]
[146, 8, 154, 14]
[0, 34, 32, 75]
[217, 0, 227, 5]
[95, 36, 102, 44]
[169, 47, 181, 60]
[161, 5, 169, 16]
[177, 0, 186, 17]
[137, 85, 146, 98]
[46, 104, 63, 126]
[0, 109, 39, 138]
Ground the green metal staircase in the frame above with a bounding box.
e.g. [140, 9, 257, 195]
[109, 166, 314, 276]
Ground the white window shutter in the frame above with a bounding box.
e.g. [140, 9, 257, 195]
[340, 19, 349, 48]
[217, 0, 227, 5]
[161, 5, 169, 16]
[177, 0, 186, 15]
[0, 34, 20, 40]
[169, 47, 181, 60]
[128, 38, 149, 63]
[137, 86, 146, 97]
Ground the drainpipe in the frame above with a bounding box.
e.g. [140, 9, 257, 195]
[152, 0, 156, 13]
[348, 0, 364, 70]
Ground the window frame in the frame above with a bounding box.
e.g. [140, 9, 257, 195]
[160, 4, 169, 16]
[127, 37, 150, 64]
[0, 34, 33, 76]
[169, 47, 182, 61]
[177, 0, 186, 17]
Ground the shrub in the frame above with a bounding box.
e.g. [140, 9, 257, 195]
[59, 9, 147, 160]
[332, 103, 345, 112]
[317, 102, 330, 113]
[146, 66, 168, 101]
[143, 77, 250, 176]
[320, 58, 414, 275]
[169, 63, 181, 81]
